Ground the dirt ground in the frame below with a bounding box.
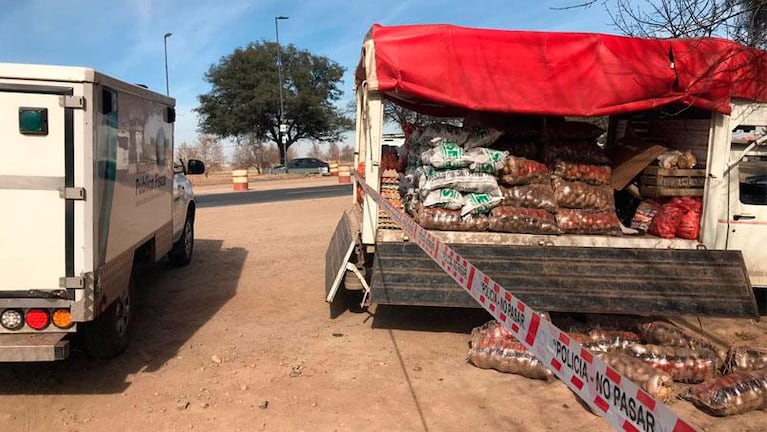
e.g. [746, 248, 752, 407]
[1, 178, 766, 432]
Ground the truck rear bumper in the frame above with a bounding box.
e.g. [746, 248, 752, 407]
[0, 333, 70, 362]
[370, 241, 759, 318]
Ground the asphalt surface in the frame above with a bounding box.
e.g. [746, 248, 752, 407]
[196, 183, 353, 208]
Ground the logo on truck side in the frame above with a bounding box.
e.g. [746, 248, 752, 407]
[136, 174, 167, 195]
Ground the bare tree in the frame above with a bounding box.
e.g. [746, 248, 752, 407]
[307, 142, 324, 159]
[231, 144, 257, 169]
[236, 135, 281, 173]
[559, 1, 767, 47]
[384, 100, 462, 130]
[266, 145, 280, 166]
[384, 101, 431, 128]
[196, 135, 226, 171]
[340, 144, 354, 163]
[175, 141, 200, 162]
[324, 142, 341, 162]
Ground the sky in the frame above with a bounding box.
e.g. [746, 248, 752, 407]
[0, 0, 618, 156]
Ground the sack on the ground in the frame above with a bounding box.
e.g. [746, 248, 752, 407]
[626, 344, 718, 383]
[468, 321, 554, 380]
[599, 351, 674, 402]
[586, 329, 644, 351]
[688, 369, 767, 416]
[725, 345, 767, 374]
[639, 321, 719, 353]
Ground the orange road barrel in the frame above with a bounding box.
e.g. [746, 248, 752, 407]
[328, 162, 339, 176]
[232, 169, 249, 191]
[338, 165, 352, 184]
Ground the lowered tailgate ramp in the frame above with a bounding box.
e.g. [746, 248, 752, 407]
[325, 206, 363, 302]
[371, 242, 758, 318]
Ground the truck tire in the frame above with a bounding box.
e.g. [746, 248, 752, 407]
[83, 270, 134, 359]
[169, 213, 194, 267]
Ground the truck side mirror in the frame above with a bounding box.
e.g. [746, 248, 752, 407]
[187, 159, 205, 175]
[173, 160, 185, 174]
[165, 107, 176, 123]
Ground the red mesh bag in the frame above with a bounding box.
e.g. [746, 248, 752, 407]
[676, 198, 703, 240]
[648, 202, 684, 239]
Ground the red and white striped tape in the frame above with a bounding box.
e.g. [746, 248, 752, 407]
[357, 175, 697, 432]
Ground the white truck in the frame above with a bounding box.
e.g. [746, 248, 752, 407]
[0, 64, 204, 361]
[326, 25, 766, 318]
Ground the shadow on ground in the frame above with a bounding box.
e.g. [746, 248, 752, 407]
[370, 304, 492, 334]
[0, 239, 246, 395]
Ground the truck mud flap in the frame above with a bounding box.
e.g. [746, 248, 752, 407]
[0, 333, 70, 362]
[324, 206, 362, 301]
[370, 242, 759, 318]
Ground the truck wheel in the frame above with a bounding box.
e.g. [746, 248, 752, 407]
[169, 214, 194, 267]
[83, 271, 134, 359]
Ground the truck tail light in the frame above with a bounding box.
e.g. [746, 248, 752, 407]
[25, 309, 50, 330]
[52, 309, 73, 329]
[1, 309, 24, 330]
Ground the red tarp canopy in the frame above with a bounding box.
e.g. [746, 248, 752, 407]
[357, 24, 767, 116]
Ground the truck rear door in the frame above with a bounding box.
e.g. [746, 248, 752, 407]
[0, 87, 73, 295]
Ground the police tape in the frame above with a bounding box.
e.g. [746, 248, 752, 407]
[356, 174, 697, 432]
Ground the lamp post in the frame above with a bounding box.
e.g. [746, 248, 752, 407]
[275, 16, 289, 171]
[163, 32, 173, 96]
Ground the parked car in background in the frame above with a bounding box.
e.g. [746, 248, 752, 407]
[270, 157, 330, 175]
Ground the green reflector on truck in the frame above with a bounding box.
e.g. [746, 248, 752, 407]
[19, 108, 48, 135]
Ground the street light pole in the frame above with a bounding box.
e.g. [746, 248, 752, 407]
[275, 16, 289, 171]
[163, 32, 173, 96]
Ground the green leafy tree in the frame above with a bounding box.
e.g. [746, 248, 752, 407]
[196, 41, 353, 164]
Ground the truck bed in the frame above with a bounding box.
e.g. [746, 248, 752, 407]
[371, 230, 758, 318]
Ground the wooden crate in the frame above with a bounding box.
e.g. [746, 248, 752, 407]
[640, 166, 705, 197]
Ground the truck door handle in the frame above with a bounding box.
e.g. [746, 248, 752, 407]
[733, 214, 756, 221]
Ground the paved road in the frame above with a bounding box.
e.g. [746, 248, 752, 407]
[196, 183, 352, 208]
